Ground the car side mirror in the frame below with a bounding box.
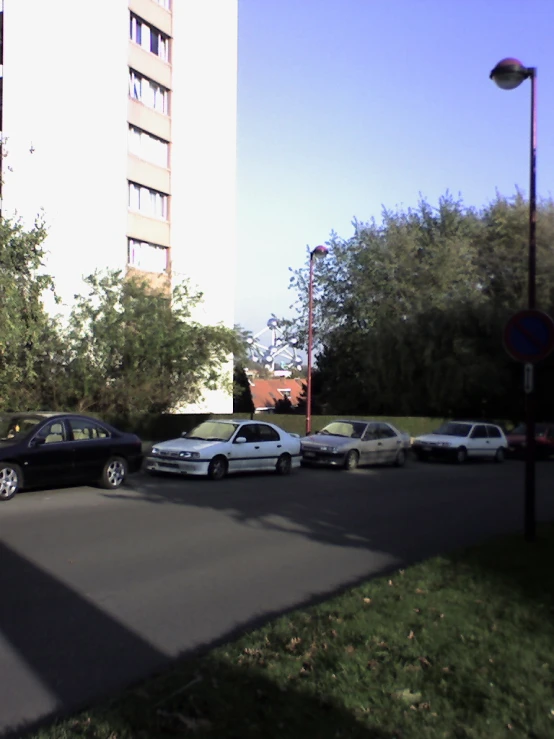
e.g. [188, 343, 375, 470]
[181, 432, 188, 438]
[31, 437, 46, 447]
[234, 436, 247, 444]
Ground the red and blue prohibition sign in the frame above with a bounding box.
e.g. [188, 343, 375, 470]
[503, 309, 554, 364]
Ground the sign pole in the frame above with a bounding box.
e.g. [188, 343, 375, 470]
[524, 362, 535, 541]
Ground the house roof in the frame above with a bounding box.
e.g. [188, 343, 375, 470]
[249, 378, 305, 410]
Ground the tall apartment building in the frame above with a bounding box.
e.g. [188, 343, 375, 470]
[0, 0, 238, 412]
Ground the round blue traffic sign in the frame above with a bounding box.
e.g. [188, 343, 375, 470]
[503, 309, 554, 363]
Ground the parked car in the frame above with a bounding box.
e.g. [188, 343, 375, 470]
[301, 419, 408, 470]
[412, 421, 507, 463]
[145, 419, 301, 480]
[0, 412, 143, 501]
[506, 422, 554, 460]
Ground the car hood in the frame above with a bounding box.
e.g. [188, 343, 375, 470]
[153, 438, 225, 453]
[302, 434, 354, 448]
[415, 434, 466, 445]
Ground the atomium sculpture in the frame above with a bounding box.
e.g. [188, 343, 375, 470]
[246, 317, 303, 372]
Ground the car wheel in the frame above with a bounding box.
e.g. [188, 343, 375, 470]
[455, 447, 468, 464]
[276, 453, 292, 475]
[344, 450, 359, 471]
[208, 456, 228, 481]
[494, 447, 505, 463]
[100, 457, 128, 489]
[0, 463, 21, 502]
[394, 449, 406, 467]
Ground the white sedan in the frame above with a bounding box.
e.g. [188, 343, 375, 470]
[145, 419, 301, 480]
[413, 421, 508, 463]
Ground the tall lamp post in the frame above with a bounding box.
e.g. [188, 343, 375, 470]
[490, 58, 537, 541]
[306, 244, 328, 435]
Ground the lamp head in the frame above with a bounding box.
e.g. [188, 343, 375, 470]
[310, 244, 329, 260]
[490, 58, 532, 90]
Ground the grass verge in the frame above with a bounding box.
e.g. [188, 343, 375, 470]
[29, 524, 554, 739]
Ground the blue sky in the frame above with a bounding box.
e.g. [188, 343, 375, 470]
[235, 0, 554, 335]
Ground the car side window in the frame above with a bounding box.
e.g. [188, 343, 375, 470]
[362, 424, 379, 441]
[69, 418, 111, 441]
[237, 425, 258, 443]
[378, 423, 397, 439]
[35, 420, 68, 444]
[471, 425, 488, 439]
[486, 425, 501, 439]
[257, 424, 280, 442]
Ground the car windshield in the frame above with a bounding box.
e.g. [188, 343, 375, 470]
[511, 423, 549, 437]
[0, 415, 42, 442]
[319, 421, 367, 439]
[185, 421, 238, 442]
[433, 422, 472, 437]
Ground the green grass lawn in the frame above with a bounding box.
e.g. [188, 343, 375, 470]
[29, 524, 554, 739]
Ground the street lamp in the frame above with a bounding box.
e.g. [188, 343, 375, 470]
[490, 57, 537, 541]
[306, 244, 328, 435]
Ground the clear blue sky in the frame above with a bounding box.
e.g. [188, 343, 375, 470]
[235, 0, 554, 335]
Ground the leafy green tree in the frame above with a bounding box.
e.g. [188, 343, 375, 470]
[0, 215, 59, 410]
[233, 364, 254, 414]
[59, 270, 239, 423]
[287, 192, 554, 419]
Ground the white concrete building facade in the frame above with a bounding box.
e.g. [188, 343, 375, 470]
[0, 0, 238, 412]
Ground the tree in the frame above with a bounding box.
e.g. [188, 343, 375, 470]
[286, 192, 554, 419]
[233, 364, 254, 414]
[0, 215, 59, 411]
[58, 270, 239, 422]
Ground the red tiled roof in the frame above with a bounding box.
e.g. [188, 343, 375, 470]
[249, 378, 305, 410]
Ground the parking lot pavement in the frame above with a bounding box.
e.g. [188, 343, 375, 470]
[1, 459, 554, 737]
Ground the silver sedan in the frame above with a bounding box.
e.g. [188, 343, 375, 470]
[301, 419, 408, 470]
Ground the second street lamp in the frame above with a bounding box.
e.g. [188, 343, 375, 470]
[306, 245, 328, 436]
[490, 57, 537, 541]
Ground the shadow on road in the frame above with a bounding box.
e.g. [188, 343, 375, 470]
[0, 541, 397, 738]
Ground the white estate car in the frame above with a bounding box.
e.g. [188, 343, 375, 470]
[413, 421, 507, 464]
[145, 419, 301, 480]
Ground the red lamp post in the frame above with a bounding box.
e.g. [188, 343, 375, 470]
[306, 244, 328, 436]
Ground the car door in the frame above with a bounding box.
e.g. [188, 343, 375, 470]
[468, 424, 489, 458]
[255, 423, 282, 470]
[376, 423, 402, 463]
[359, 423, 381, 465]
[68, 417, 113, 481]
[230, 424, 261, 471]
[23, 419, 76, 487]
[485, 425, 503, 457]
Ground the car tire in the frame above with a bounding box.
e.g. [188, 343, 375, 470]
[100, 457, 128, 489]
[494, 447, 505, 463]
[455, 447, 468, 464]
[276, 453, 292, 475]
[344, 450, 359, 471]
[207, 456, 228, 481]
[0, 463, 22, 502]
[394, 449, 406, 467]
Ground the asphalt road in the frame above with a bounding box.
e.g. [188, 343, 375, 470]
[1, 458, 554, 737]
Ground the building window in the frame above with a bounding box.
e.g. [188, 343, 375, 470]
[128, 181, 168, 220]
[129, 69, 169, 114]
[128, 126, 169, 168]
[153, 0, 171, 10]
[128, 239, 169, 273]
[130, 14, 170, 62]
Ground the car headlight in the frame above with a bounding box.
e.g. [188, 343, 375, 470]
[151, 447, 161, 455]
[321, 446, 339, 453]
[179, 451, 200, 459]
[437, 442, 452, 448]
